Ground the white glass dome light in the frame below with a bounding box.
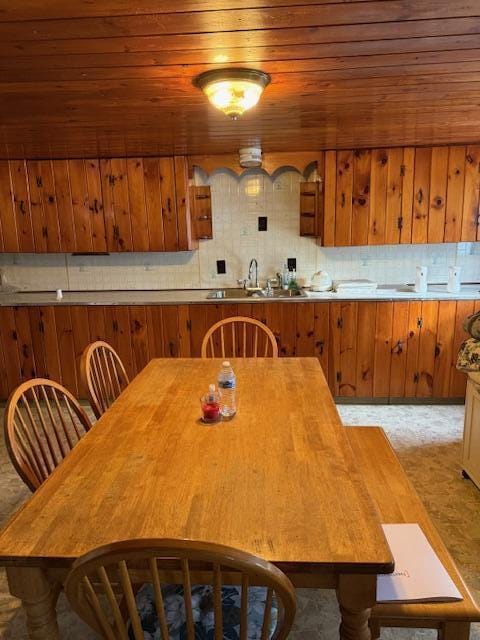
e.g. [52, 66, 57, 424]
[194, 69, 271, 119]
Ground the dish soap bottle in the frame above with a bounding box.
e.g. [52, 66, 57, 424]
[218, 361, 236, 419]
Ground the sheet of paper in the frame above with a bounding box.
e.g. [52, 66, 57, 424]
[377, 523, 463, 603]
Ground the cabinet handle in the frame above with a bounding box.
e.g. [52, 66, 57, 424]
[336, 371, 342, 383]
[196, 215, 211, 221]
[300, 212, 316, 218]
[416, 188, 423, 205]
[337, 317, 343, 329]
[413, 372, 420, 383]
[397, 216, 403, 230]
[417, 317, 423, 329]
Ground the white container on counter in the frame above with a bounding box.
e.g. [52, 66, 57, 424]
[414, 265, 428, 293]
[447, 265, 462, 293]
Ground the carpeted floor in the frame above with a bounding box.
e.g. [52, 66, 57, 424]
[0, 403, 479, 639]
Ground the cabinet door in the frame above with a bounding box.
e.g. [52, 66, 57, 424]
[445, 146, 465, 243]
[427, 147, 449, 244]
[159, 157, 179, 252]
[461, 146, 480, 241]
[101, 158, 134, 252]
[0, 161, 18, 251]
[416, 301, 439, 398]
[330, 302, 357, 396]
[351, 150, 371, 246]
[175, 156, 196, 251]
[411, 147, 432, 244]
[27, 160, 62, 252]
[191, 185, 213, 240]
[355, 302, 376, 397]
[143, 158, 165, 251]
[335, 151, 353, 246]
[368, 149, 388, 245]
[68, 159, 106, 253]
[373, 302, 394, 397]
[433, 301, 456, 398]
[384, 148, 403, 245]
[10, 160, 35, 252]
[389, 302, 410, 398]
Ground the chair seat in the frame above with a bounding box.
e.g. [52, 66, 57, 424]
[131, 583, 278, 639]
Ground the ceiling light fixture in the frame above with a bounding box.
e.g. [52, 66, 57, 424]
[194, 68, 271, 119]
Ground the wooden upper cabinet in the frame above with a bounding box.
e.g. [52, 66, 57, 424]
[190, 185, 213, 240]
[322, 144, 480, 247]
[101, 155, 195, 253]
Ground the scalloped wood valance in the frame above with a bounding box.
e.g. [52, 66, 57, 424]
[188, 151, 323, 179]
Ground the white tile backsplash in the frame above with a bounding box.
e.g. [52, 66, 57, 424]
[0, 168, 479, 291]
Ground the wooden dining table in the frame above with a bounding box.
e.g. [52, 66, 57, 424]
[0, 357, 394, 640]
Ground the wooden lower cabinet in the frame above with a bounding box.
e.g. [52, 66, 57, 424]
[0, 299, 477, 401]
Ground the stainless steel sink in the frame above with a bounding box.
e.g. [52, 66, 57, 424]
[206, 288, 306, 300]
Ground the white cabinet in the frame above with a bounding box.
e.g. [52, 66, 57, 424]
[463, 373, 480, 490]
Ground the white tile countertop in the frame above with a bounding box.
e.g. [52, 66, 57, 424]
[0, 284, 479, 306]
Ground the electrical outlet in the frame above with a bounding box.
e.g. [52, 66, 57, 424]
[258, 216, 268, 231]
[216, 260, 226, 275]
[287, 258, 296, 271]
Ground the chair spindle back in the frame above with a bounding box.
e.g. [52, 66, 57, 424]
[201, 316, 278, 358]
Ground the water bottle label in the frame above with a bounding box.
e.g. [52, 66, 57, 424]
[219, 380, 235, 389]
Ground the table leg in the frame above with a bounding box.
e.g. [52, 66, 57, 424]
[6, 566, 60, 640]
[337, 574, 376, 640]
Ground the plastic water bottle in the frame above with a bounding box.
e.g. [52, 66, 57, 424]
[218, 361, 236, 419]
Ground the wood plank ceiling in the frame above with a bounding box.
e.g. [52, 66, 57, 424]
[1, 1, 480, 159]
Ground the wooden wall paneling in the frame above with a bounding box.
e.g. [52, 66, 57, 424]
[145, 305, 165, 358]
[368, 149, 389, 245]
[351, 150, 371, 246]
[84, 159, 107, 253]
[373, 302, 394, 397]
[175, 156, 196, 251]
[129, 305, 151, 374]
[416, 301, 439, 398]
[433, 301, 456, 398]
[461, 146, 480, 241]
[126, 158, 149, 252]
[385, 148, 404, 245]
[404, 301, 422, 397]
[399, 147, 415, 244]
[411, 147, 432, 244]
[26, 160, 61, 252]
[9, 160, 34, 252]
[355, 301, 376, 397]
[68, 159, 94, 252]
[70, 305, 91, 397]
[0, 161, 17, 251]
[143, 158, 165, 251]
[313, 303, 330, 387]
[51, 160, 76, 253]
[0, 307, 22, 394]
[334, 151, 353, 246]
[104, 305, 135, 378]
[444, 146, 466, 243]
[449, 300, 475, 397]
[322, 151, 336, 247]
[389, 301, 410, 398]
[159, 158, 179, 252]
[427, 146, 449, 243]
[295, 302, 315, 356]
[53, 307, 79, 396]
[13, 306, 36, 381]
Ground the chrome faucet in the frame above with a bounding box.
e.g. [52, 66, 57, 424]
[248, 258, 259, 289]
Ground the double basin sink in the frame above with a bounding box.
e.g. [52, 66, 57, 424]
[207, 288, 306, 300]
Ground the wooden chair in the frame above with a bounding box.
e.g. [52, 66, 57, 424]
[65, 538, 296, 640]
[81, 340, 130, 419]
[4, 378, 92, 491]
[201, 316, 279, 358]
